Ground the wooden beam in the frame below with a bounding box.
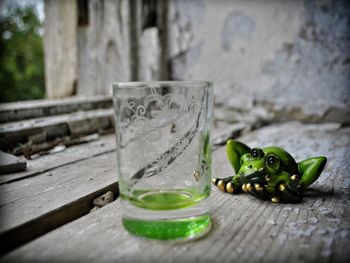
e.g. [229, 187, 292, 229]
[44, 0, 78, 98]
[77, 0, 130, 96]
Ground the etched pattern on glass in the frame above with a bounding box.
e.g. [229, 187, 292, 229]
[117, 86, 206, 183]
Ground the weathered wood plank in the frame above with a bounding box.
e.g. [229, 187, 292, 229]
[2, 122, 348, 262]
[0, 182, 118, 256]
[0, 109, 113, 134]
[0, 134, 115, 184]
[0, 108, 114, 152]
[0, 96, 112, 123]
[0, 149, 119, 255]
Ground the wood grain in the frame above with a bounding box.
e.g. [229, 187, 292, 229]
[2, 122, 348, 262]
[77, 0, 130, 96]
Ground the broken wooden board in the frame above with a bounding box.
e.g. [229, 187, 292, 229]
[0, 108, 114, 152]
[0, 95, 112, 124]
[2, 122, 348, 262]
[0, 134, 115, 184]
[0, 151, 26, 174]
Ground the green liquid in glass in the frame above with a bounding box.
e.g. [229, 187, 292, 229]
[126, 189, 208, 210]
[122, 190, 211, 240]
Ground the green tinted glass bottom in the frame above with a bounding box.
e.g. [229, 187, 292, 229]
[125, 189, 209, 210]
[122, 190, 211, 240]
[123, 214, 211, 240]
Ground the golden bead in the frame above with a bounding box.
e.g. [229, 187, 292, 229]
[279, 184, 286, 192]
[255, 183, 263, 191]
[271, 197, 280, 203]
[246, 183, 253, 192]
[218, 180, 225, 191]
[226, 182, 234, 193]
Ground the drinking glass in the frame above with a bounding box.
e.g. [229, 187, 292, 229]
[113, 81, 213, 240]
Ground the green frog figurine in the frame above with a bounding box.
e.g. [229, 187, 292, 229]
[212, 140, 327, 203]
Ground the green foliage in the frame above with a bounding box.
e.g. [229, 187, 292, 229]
[0, 3, 45, 103]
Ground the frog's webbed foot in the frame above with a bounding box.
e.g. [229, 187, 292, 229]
[212, 176, 238, 194]
[271, 183, 302, 203]
[242, 183, 269, 200]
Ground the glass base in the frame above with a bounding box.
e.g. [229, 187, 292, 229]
[122, 214, 211, 241]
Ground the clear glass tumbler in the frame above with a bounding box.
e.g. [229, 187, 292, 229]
[113, 81, 213, 240]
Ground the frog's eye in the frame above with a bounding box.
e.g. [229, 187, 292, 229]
[267, 155, 278, 166]
[251, 148, 264, 159]
[266, 154, 280, 171]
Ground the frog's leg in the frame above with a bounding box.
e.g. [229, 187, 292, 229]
[212, 174, 242, 194]
[265, 172, 302, 203]
[297, 156, 327, 190]
[271, 156, 327, 203]
[226, 140, 251, 174]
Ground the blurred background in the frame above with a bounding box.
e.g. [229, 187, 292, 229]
[0, 0, 44, 102]
[0, 0, 349, 125]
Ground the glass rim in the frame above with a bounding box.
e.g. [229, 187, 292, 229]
[112, 80, 213, 89]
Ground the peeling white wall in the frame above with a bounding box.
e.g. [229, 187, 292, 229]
[169, 0, 350, 123]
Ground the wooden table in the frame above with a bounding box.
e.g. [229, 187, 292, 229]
[0, 101, 349, 263]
